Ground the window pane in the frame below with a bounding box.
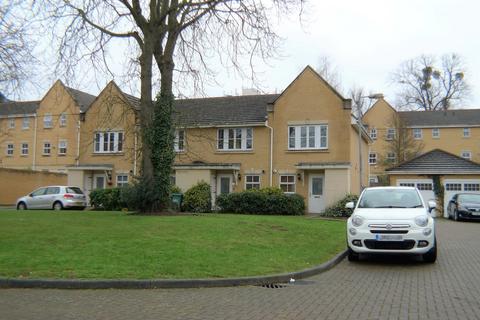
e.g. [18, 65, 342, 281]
[118, 132, 123, 152]
[308, 126, 315, 148]
[320, 126, 327, 148]
[103, 133, 109, 151]
[228, 129, 234, 149]
[235, 128, 242, 149]
[300, 127, 307, 148]
[312, 177, 323, 195]
[109, 133, 115, 151]
[246, 128, 252, 149]
[289, 127, 295, 149]
[218, 129, 224, 149]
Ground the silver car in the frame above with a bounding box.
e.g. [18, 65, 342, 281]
[16, 186, 87, 210]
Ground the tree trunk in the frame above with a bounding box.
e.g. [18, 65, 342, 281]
[139, 40, 154, 179]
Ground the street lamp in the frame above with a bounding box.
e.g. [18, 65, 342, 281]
[357, 93, 383, 192]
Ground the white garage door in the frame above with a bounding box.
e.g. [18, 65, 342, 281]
[397, 179, 436, 215]
[443, 179, 480, 217]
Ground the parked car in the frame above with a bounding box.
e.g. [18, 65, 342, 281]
[447, 193, 480, 221]
[346, 187, 437, 263]
[16, 186, 87, 210]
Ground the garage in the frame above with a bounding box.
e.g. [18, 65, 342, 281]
[386, 149, 480, 217]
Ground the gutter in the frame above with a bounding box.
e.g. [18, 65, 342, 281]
[76, 116, 81, 166]
[265, 119, 274, 187]
[32, 114, 37, 170]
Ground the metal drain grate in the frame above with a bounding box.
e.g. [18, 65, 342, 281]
[258, 283, 286, 289]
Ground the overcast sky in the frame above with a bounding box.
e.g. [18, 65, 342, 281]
[21, 0, 480, 108]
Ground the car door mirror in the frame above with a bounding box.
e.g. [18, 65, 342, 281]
[427, 200, 436, 212]
[345, 202, 355, 209]
[29, 193, 34, 197]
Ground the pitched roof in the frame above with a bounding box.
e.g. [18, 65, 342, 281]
[0, 100, 40, 116]
[386, 149, 480, 174]
[64, 86, 97, 112]
[398, 109, 480, 127]
[173, 94, 279, 126]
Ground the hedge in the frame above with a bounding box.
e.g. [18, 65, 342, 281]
[322, 194, 359, 217]
[89, 188, 126, 211]
[182, 182, 211, 213]
[216, 188, 305, 215]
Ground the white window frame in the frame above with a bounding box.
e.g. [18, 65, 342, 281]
[217, 128, 253, 151]
[386, 128, 396, 140]
[369, 152, 377, 165]
[174, 129, 185, 152]
[461, 151, 472, 160]
[288, 124, 328, 150]
[386, 152, 396, 163]
[43, 141, 51, 155]
[279, 175, 296, 193]
[245, 174, 261, 190]
[43, 113, 53, 128]
[413, 128, 422, 140]
[464, 183, 480, 191]
[21, 143, 28, 156]
[59, 113, 67, 127]
[22, 116, 29, 129]
[463, 127, 470, 138]
[6, 143, 14, 156]
[58, 140, 67, 155]
[432, 128, 440, 138]
[369, 175, 378, 184]
[116, 174, 129, 187]
[93, 131, 124, 153]
[369, 128, 377, 140]
[8, 116, 15, 129]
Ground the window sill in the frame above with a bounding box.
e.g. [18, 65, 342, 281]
[20, 155, 29, 157]
[285, 149, 329, 153]
[42, 154, 51, 157]
[215, 150, 254, 154]
[58, 154, 67, 157]
[92, 152, 125, 156]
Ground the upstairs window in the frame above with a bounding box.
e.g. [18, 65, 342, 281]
[6, 143, 14, 156]
[217, 128, 253, 151]
[461, 151, 472, 160]
[174, 130, 185, 152]
[463, 127, 470, 138]
[43, 141, 51, 155]
[8, 117, 15, 129]
[369, 128, 377, 140]
[386, 128, 396, 140]
[386, 152, 397, 163]
[288, 124, 328, 150]
[58, 140, 67, 155]
[22, 117, 29, 129]
[94, 132, 123, 153]
[60, 113, 67, 127]
[432, 128, 440, 138]
[44, 113, 53, 128]
[21, 143, 28, 156]
[369, 152, 377, 165]
[413, 128, 422, 140]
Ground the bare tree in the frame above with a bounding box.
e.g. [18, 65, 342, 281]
[315, 55, 343, 93]
[392, 54, 470, 111]
[0, 1, 37, 96]
[42, 0, 305, 212]
[383, 113, 424, 166]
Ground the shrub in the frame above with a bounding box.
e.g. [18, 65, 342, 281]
[171, 185, 182, 194]
[89, 188, 125, 211]
[322, 194, 359, 217]
[182, 182, 211, 213]
[216, 188, 305, 215]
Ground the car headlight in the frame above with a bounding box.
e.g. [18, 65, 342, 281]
[351, 215, 364, 227]
[414, 215, 429, 227]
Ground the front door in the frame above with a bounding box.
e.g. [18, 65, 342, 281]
[217, 174, 232, 195]
[309, 175, 325, 213]
[93, 173, 106, 190]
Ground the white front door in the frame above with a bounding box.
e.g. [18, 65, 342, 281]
[217, 174, 232, 195]
[309, 175, 325, 213]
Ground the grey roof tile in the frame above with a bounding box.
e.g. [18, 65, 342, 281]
[386, 149, 480, 173]
[399, 109, 480, 127]
[65, 87, 97, 112]
[0, 101, 40, 116]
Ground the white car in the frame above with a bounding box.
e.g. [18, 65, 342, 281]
[16, 186, 87, 210]
[346, 187, 437, 263]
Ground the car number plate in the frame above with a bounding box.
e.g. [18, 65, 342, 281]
[375, 234, 403, 241]
[472, 212, 480, 216]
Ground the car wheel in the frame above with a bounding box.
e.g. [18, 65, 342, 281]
[17, 202, 27, 210]
[347, 247, 359, 262]
[53, 201, 63, 211]
[454, 209, 459, 222]
[423, 240, 437, 263]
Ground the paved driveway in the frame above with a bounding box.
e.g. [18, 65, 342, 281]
[1, 220, 480, 320]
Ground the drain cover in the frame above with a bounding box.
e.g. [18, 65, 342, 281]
[258, 283, 286, 289]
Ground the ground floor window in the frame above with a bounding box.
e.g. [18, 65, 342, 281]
[445, 183, 461, 191]
[416, 183, 433, 190]
[399, 183, 415, 187]
[280, 175, 295, 193]
[464, 183, 480, 191]
[116, 174, 128, 187]
[245, 175, 260, 190]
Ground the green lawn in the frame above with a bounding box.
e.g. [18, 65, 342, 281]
[0, 210, 346, 279]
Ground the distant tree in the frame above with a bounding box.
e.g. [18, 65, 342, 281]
[316, 55, 343, 93]
[0, 1, 37, 96]
[383, 113, 424, 166]
[392, 54, 470, 110]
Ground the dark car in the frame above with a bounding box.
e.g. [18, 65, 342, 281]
[447, 193, 480, 221]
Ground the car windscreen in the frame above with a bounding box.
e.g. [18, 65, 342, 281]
[459, 194, 480, 203]
[67, 187, 84, 194]
[358, 189, 423, 208]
